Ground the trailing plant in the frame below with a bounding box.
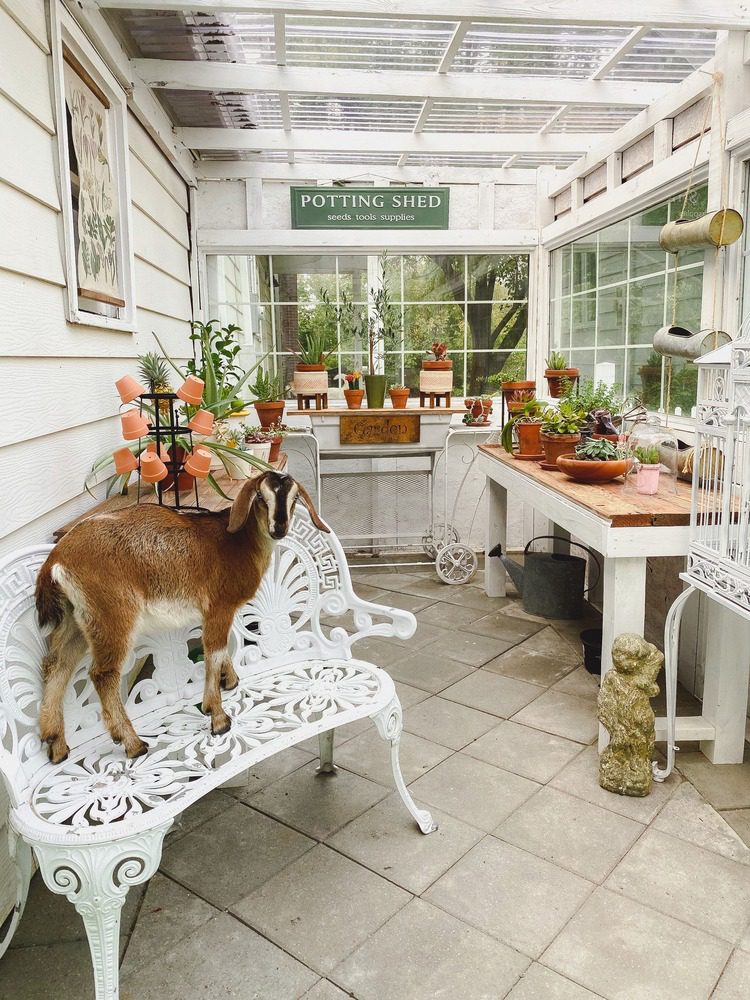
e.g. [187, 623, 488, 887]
[574, 438, 626, 461]
[541, 400, 588, 436]
[501, 398, 545, 452]
[545, 351, 571, 371]
[635, 445, 661, 465]
[249, 367, 284, 403]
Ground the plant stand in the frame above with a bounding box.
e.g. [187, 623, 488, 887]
[419, 390, 451, 407]
[296, 392, 328, 410]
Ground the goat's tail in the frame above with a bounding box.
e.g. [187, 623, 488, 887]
[35, 560, 66, 630]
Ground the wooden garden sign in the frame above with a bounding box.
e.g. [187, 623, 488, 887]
[63, 49, 125, 307]
[340, 414, 421, 445]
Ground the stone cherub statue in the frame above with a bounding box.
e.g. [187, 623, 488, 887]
[597, 633, 663, 797]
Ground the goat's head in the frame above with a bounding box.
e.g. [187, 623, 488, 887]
[228, 472, 329, 538]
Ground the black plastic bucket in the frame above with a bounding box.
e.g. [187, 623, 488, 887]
[580, 628, 603, 676]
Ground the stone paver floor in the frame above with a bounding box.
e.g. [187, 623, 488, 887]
[2, 561, 750, 999]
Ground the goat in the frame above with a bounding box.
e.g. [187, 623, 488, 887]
[35, 472, 329, 763]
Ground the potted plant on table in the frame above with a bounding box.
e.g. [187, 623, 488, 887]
[498, 353, 535, 413]
[501, 399, 545, 459]
[544, 352, 580, 398]
[633, 445, 661, 494]
[540, 400, 588, 470]
[556, 437, 632, 483]
[365, 252, 401, 408]
[389, 384, 410, 409]
[249, 367, 285, 428]
[464, 395, 493, 421]
[343, 371, 364, 409]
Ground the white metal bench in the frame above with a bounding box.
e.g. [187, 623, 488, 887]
[0, 508, 436, 1000]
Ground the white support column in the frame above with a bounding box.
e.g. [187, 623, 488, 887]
[653, 118, 674, 163]
[245, 178, 263, 228]
[485, 477, 507, 598]
[599, 556, 648, 749]
[605, 151, 622, 192]
[699, 602, 750, 764]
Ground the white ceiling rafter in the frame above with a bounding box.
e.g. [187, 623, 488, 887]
[273, 13, 294, 164]
[133, 61, 666, 107]
[87, 1, 749, 31]
[179, 127, 592, 154]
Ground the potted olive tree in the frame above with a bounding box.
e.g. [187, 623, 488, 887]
[540, 400, 588, 470]
[366, 252, 401, 408]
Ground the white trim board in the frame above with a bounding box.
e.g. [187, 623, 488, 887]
[197, 229, 539, 252]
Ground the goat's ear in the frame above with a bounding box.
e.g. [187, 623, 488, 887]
[295, 480, 330, 533]
[227, 476, 262, 533]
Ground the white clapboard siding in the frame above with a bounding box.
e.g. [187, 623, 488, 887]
[0, 0, 49, 52]
[0, 183, 65, 286]
[0, 94, 59, 210]
[0, 5, 53, 132]
[133, 206, 192, 285]
[129, 117, 189, 214]
[134, 257, 193, 322]
[129, 155, 191, 251]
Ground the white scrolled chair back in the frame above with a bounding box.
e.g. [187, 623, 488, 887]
[0, 507, 413, 810]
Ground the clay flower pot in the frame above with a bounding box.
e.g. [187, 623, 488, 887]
[115, 375, 147, 405]
[120, 410, 150, 440]
[176, 375, 205, 406]
[139, 452, 168, 483]
[540, 432, 581, 470]
[545, 368, 580, 398]
[636, 465, 661, 495]
[184, 448, 212, 478]
[422, 360, 453, 371]
[502, 381, 536, 413]
[146, 442, 170, 461]
[516, 422, 543, 457]
[187, 409, 215, 436]
[389, 388, 410, 409]
[161, 445, 194, 493]
[113, 447, 138, 474]
[267, 435, 283, 462]
[254, 400, 285, 429]
[344, 389, 365, 409]
[556, 454, 632, 483]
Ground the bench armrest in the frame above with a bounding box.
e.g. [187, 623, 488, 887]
[317, 590, 417, 656]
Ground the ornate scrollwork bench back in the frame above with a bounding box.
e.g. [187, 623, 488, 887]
[0, 508, 435, 998]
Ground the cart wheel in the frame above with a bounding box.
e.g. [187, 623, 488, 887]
[436, 543, 478, 585]
[422, 523, 459, 559]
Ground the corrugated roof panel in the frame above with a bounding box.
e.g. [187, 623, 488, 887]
[424, 101, 560, 132]
[160, 90, 283, 128]
[288, 95, 422, 131]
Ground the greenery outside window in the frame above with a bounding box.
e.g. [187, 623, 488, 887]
[550, 186, 707, 416]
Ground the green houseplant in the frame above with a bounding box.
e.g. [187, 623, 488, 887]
[540, 400, 588, 470]
[544, 351, 580, 398]
[249, 367, 285, 428]
[293, 291, 336, 398]
[389, 384, 410, 409]
[501, 398, 545, 457]
[556, 437, 632, 483]
[366, 252, 401, 408]
[634, 445, 662, 494]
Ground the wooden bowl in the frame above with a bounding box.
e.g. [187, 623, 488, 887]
[556, 454, 631, 483]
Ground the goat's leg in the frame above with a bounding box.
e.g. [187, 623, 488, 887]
[221, 659, 239, 691]
[39, 612, 87, 763]
[201, 612, 235, 735]
[86, 618, 147, 758]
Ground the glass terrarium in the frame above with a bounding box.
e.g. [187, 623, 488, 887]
[625, 416, 679, 495]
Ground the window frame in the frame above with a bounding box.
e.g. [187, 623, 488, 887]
[50, 2, 136, 332]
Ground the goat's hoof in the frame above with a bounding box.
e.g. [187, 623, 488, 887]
[211, 716, 232, 736]
[221, 676, 239, 692]
[126, 740, 149, 760]
[46, 738, 70, 764]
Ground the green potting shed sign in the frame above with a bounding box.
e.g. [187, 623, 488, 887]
[290, 186, 450, 229]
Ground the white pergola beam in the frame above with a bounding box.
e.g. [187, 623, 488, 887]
[86, 1, 750, 31]
[179, 127, 591, 153]
[437, 21, 469, 74]
[590, 26, 650, 80]
[195, 162, 540, 183]
[133, 60, 663, 107]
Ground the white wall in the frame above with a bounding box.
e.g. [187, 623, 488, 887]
[0, 0, 193, 927]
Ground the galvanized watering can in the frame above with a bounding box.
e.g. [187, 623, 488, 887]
[489, 535, 600, 620]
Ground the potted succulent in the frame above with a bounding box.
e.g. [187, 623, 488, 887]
[220, 430, 258, 480]
[240, 425, 273, 463]
[501, 398, 545, 458]
[423, 341, 452, 372]
[343, 371, 364, 409]
[544, 352, 580, 398]
[389, 384, 410, 409]
[293, 297, 335, 397]
[249, 367, 285, 428]
[557, 437, 632, 483]
[498, 353, 535, 413]
[464, 395, 493, 421]
[634, 445, 661, 494]
[540, 400, 588, 470]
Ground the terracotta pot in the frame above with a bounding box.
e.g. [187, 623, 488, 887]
[139, 452, 168, 484]
[176, 375, 205, 406]
[146, 441, 170, 462]
[254, 400, 285, 429]
[184, 448, 212, 479]
[422, 359, 453, 370]
[115, 374, 147, 405]
[344, 389, 365, 409]
[636, 465, 661, 495]
[187, 409, 215, 436]
[161, 445, 194, 493]
[268, 435, 283, 463]
[516, 422, 543, 456]
[113, 447, 138, 474]
[540, 432, 581, 469]
[502, 381, 535, 412]
[556, 454, 632, 483]
[389, 389, 410, 409]
[120, 410, 150, 440]
[545, 368, 580, 399]
[295, 363, 326, 371]
[592, 432, 620, 443]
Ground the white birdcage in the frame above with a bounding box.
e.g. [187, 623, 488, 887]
[656, 329, 750, 782]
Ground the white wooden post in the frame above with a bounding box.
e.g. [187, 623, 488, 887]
[699, 602, 750, 764]
[485, 477, 507, 597]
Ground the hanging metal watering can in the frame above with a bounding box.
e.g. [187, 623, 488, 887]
[488, 536, 600, 620]
[652, 325, 731, 360]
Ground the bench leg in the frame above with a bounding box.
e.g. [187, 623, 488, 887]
[316, 729, 337, 774]
[373, 698, 438, 835]
[33, 820, 172, 1000]
[0, 829, 32, 961]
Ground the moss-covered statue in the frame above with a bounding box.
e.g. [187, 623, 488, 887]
[597, 633, 663, 797]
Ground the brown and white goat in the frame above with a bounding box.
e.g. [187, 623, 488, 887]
[35, 472, 329, 763]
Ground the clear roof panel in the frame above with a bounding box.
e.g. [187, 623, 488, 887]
[111, 10, 276, 62]
[288, 95, 423, 131]
[160, 90, 282, 129]
[607, 30, 717, 82]
[424, 101, 561, 133]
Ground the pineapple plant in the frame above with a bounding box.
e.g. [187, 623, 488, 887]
[138, 352, 173, 419]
